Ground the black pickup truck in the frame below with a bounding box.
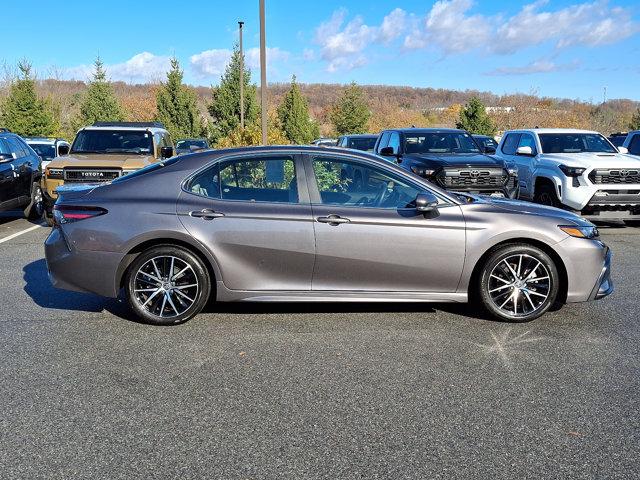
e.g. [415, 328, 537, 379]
[374, 128, 519, 198]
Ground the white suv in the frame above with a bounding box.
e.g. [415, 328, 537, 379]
[496, 128, 640, 220]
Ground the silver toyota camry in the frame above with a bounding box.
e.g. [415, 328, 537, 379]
[44, 146, 613, 325]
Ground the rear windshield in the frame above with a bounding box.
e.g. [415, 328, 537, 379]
[29, 143, 56, 159]
[71, 129, 153, 155]
[111, 157, 181, 184]
[538, 133, 616, 153]
[404, 132, 480, 154]
[347, 137, 377, 151]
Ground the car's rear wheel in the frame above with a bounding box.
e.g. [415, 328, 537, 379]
[478, 244, 559, 322]
[24, 183, 44, 220]
[125, 246, 211, 325]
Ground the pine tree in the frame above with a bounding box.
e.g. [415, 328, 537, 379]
[329, 82, 370, 135]
[0, 61, 58, 136]
[277, 75, 319, 144]
[207, 45, 258, 143]
[629, 108, 640, 131]
[456, 97, 496, 136]
[156, 57, 203, 140]
[78, 57, 124, 126]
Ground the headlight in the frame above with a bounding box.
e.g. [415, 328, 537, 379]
[507, 166, 518, 176]
[559, 225, 599, 239]
[121, 169, 137, 176]
[47, 168, 63, 179]
[559, 165, 586, 177]
[410, 166, 436, 177]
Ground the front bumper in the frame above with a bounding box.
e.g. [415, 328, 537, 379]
[431, 174, 519, 198]
[589, 247, 613, 300]
[581, 190, 640, 219]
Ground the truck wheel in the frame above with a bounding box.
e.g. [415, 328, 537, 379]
[535, 184, 560, 208]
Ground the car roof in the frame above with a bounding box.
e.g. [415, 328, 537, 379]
[340, 134, 378, 138]
[80, 126, 167, 134]
[383, 128, 466, 134]
[506, 128, 600, 135]
[24, 137, 68, 144]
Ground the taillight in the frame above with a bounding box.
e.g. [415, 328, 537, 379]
[53, 205, 107, 225]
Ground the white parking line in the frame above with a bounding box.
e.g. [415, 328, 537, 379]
[0, 224, 43, 244]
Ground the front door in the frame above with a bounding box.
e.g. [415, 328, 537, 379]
[0, 139, 17, 205]
[306, 154, 466, 292]
[178, 153, 316, 291]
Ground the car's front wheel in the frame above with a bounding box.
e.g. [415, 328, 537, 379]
[478, 244, 559, 322]
[125, 246, 211, 325]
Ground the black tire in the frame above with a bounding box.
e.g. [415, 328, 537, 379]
[125, 246, 211, 326]
[478, 244, 559, 322]
[534, 183, 561, 208]
[24, 183, 44, 220]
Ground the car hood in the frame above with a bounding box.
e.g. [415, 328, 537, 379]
[540, 152, 640, 168]
[463, 194, 592, 226]
[407, 152, 504, 168]
[46, 153, 154, 169]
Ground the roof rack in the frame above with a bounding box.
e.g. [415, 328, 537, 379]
[91, 121, 166, 129]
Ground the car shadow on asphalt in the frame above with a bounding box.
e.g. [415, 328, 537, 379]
[23, 258, 494, 323]
[23, 259, 136, 321]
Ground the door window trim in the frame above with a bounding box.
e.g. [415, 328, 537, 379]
[182, 152, 311, 205]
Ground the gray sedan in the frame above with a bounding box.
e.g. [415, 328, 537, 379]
[44, 146, 612, 325]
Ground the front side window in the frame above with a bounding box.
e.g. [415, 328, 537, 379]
[518, 134, 537, 154]
[6, 137, 27, 158]
[404, 132, 480, 154]
[629, 135, 640, 156]
[71, 130, 153, 155]
[388, 133, 400, 154]
[312, 157, 422, 209]
[377, 132, 391, 152]
[189, 156, 298, 204]
[501, 133, 521, 155]
[538, 133, 617, 154]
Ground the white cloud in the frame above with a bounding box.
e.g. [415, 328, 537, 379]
[486, 59, 580, 76]
[314, 1, 639, 72]
[65, 52, 171, 83]
[190, 49, 232, 78]
[246, 47, 290, 70]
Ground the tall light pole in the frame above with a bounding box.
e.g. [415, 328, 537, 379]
[238, 21, 245, 129]
[259, 0, 267, 145]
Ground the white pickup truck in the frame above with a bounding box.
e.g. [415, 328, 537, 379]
[495, 128, 640, 220]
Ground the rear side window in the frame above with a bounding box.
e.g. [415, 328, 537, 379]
[501, 133, 521, 155]
[629, 135, 640, 156]
[189, 155, 299, 204]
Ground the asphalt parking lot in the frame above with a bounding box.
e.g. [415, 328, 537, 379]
[0, 212, 639, 479]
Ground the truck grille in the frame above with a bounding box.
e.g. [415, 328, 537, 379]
[64, 168, 121, 183]
[437, 168, 507, 188]
[589, 169, 640, 184]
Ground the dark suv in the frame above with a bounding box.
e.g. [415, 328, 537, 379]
[374, 128, 518, 198]
[0, 131, 43, 218]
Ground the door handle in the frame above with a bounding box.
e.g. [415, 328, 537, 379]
[189, 209, 225, 220]
[317, 214, 350, 225]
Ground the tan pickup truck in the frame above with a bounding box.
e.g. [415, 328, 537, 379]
[43, 122, 175, 224]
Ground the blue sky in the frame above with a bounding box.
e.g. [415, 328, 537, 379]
[3, 0, 639, 101]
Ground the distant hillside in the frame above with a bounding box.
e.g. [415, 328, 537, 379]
[2, 78, 638, 140]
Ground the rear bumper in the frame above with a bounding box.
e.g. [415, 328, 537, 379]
[45, 227, 123, 298]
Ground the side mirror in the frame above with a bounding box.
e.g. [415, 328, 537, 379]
[379, 146, 396, 157]
[58, 144, 70, 156]
[415, 192, 439, 214]
[160, 146, 174, 159]
[484, 145, 496, 154]
[618, 146, 628, 154]
[516, 146, 534, 156]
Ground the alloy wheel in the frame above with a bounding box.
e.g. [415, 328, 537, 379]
[133, 256, 199, 319]
[487, 254, 551, 318]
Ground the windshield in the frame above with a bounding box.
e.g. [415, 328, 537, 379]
[176, 140, 207, 149]
[404, 132, 480, 154]
[29, 143, 56, 160]
[347, 137, 377, 151]
[71, 130, 153, 155]
[539, 133, 617, 154]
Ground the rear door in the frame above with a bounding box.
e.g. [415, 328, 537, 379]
[305, 153, 466, 293]
[178, 152, 316, 291]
